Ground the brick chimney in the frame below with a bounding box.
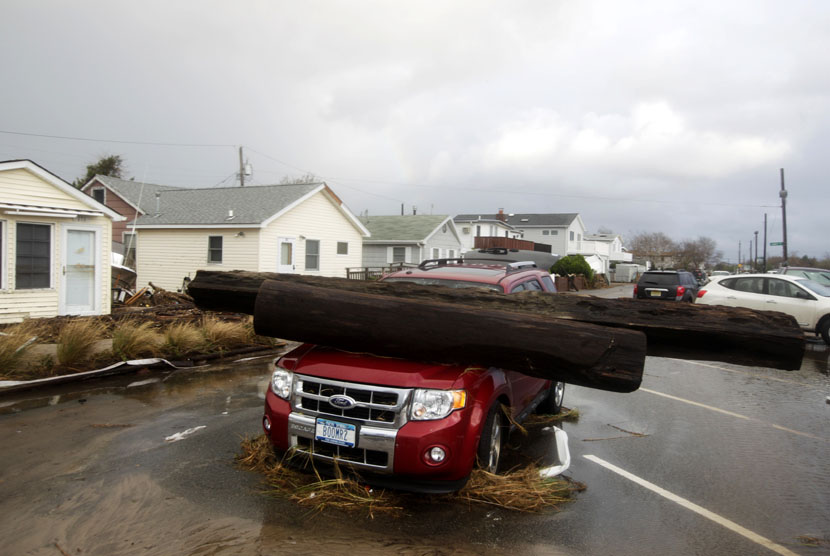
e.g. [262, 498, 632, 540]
[497, 208, 506, 222]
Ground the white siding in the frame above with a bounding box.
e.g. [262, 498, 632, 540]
[424, 224, 463, 260]
[136, 228, 261, 291]
[259, 191, 364, 277]
[1, 169, 113, 324]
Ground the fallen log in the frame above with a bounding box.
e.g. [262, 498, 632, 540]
[188, 270, 806, 371]
[253, 279, 646, 393]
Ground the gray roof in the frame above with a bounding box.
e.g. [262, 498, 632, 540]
[454, 213, 579, 227]
[359, 214, 450, 242]
[133, 183, 323, 226]
[91, 175, 184, 216]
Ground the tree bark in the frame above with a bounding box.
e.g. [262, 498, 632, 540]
[188, 270, 805, 371]
[253, 279, 646, 393]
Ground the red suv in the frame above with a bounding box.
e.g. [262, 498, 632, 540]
[262, 258, 566, 492]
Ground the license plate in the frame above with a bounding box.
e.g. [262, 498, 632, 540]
[315, 418, 356, 448]
[649, 290, 662, 297]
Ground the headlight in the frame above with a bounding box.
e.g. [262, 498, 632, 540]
[410, 389, 466, 420]
[270, 367, 293, 399]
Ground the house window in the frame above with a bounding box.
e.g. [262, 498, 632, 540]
[92, 188, 106, 204]
[551, 230, 558, 235]
[448, 249, 455, 258]
[392, 247, 406, 263]
[432, 248, 440, 258]
[337, 241, 348, 255]
[542, 230, 550, 236]
[16, 223, 51, 289]
[208, 236, 223, 263]
[123, 232, 137, 269]
[306, 239, 320, 270]
[570, 231, 575, 241]
[462, 227, 470, 234]
[476, 225, 481, 236]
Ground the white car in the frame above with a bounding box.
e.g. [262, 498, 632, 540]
[696, 273, 830, 344]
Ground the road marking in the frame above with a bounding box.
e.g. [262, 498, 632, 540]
[583, 455, 800, 556]
[641, 388, 828, 443]
[685, 360, 818, 388]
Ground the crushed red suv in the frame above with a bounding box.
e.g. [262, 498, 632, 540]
[262, 258, 567, 492]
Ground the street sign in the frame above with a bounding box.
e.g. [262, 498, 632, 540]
[770, 242, 784, 246]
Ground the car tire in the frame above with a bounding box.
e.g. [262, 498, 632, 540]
[477, 404, 505, 474]
[820, 318, 830, 346]
[536, 381, 565, 415]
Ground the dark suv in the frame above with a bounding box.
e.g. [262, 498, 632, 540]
[634, 270, 700, 302]
[262, 258, 567, 492]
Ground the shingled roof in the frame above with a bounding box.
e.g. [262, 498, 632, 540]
[359, 214, 453, 242]
[454, 213, 579, 227]
[88, 175, 184, 216]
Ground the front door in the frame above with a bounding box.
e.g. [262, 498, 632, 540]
[61, 228, 99, 315]
[278, 237, 296, 273]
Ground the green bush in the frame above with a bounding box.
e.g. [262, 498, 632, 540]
[551, 255, 594, 281]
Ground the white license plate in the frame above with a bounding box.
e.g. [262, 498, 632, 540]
[649, 290, 662, 297]
[315, 418, 357, 448]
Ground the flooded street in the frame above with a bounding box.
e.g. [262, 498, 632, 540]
[1, 343, 828, 555]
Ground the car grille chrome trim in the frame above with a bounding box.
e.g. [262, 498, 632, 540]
[292, 374, 411, 428]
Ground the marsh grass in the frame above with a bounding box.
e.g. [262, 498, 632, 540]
[111, 320, 163, 360]
[56, 319, 108, 368]
[237, 434, 581, 516]
[201, 316, 253, 351]
[524, 408, 580, 427]
[0, 320, 47, 378]
[162, 322, 205, 358]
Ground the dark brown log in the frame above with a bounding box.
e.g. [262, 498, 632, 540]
[189, 270, 806, 370]
[253, 279, 646, 393]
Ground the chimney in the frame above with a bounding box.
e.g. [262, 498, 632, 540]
[497, 208, 506, 222]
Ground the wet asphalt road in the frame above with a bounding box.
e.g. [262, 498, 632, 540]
[0, 304, 828, 555]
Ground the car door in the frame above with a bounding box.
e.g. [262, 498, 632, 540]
[722, 276, 768, 310]
[763, 278, 817, 328]
[506, 277, 549, 413]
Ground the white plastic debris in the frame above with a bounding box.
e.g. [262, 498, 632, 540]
[538, 426, 571, 478]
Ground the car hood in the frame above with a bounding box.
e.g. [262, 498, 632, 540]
[282, 344, 477, 389]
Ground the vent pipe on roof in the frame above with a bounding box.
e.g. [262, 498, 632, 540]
[155, 191, 161, 216]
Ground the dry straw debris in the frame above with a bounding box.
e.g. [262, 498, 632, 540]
[237, 433, 583, 517]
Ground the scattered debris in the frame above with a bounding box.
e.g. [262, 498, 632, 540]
[583, 423, 650, 442]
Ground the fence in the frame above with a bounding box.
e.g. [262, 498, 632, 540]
[346, 262, 413, 280]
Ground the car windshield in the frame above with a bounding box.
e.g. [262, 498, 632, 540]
[788, 269, 830, 286]
[794, 278, 830, 297]
[639, 273, 679, 286]
[383, 277, 502, 291]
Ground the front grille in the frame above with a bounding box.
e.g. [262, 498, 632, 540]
[296, 436, 389, 467]
[293, 375, 410, 427]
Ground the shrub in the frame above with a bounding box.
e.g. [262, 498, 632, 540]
[201, 316, 253, 351]
[112, 320, 163, 360]
[56, 319, 108, 368]
[162, 322, 204, 358]
[551, 255, 594, 282]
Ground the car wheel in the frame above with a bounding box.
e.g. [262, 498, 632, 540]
[536, 381, 565, 415]
[820, 318, 830, 346]
[477, 404, 505, 474]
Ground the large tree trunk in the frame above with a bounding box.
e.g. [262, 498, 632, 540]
[188, 270, 806, 371]
[253, 279, 646, 393]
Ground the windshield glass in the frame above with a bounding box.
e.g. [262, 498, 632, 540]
[795, 279, 830, 297]
[639, 273, 679, 286]
[383, 277, 502, 291]
[788, 269, 830, 286]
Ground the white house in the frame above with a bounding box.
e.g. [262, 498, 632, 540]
[452, 212, 521, 252]
[454, 212, 585, 256]
[130, 182, 369, 291]
[0, 160, 124, 323]
[359, 215, 462, 266]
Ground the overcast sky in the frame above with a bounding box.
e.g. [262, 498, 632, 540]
[2, 1, 828, 261]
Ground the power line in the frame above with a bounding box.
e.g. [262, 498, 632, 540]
[0, 129, 236, 148]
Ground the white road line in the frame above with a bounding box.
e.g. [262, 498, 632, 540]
[640, 388, 829, 443]
[583, 455, 800, 556]
[685, 360, 817, 388]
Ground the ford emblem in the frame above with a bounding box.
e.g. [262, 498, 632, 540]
[329, 395, 356, 410]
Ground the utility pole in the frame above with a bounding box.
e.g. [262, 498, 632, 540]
[754, 230, 758, 272]
[763, 213, 768, 272]
[780, 168, 788, 265]
[749, 239, 753, 271]
[738, 241, 741, 272]
[239, 146, 245, 187]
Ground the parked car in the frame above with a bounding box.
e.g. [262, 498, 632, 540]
[633, 270, 700, 302]
[691, 269, 708, 284]
[710, 270, 731, 277]
[696, 273, 830, 344]
[777, 266, 830, 287]
[262, 258, 567, 492]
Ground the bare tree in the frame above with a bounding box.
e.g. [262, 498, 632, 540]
[677, 237, 720, 269]
[279, 172, 319, 185]
[628, 232, 678, 263]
